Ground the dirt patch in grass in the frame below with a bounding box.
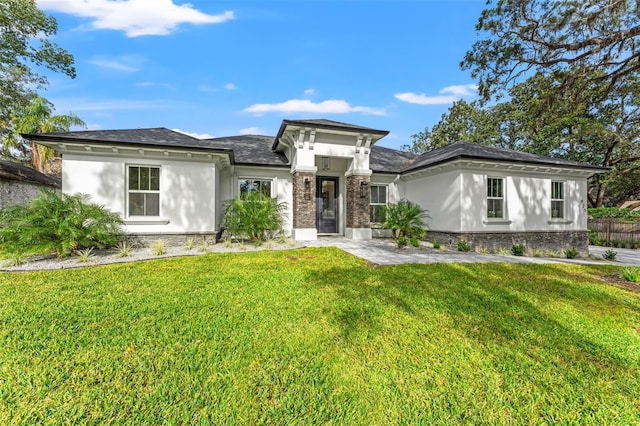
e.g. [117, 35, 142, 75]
[600, 273, 640, 293]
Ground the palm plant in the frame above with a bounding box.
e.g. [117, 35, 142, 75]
[0, 190, 123, 258]
[2, 96, 85, 171]
[224, 191, 287, 242]
[383, 199, 430, 240]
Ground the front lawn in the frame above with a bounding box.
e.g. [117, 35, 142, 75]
[1, 248, 639, 424]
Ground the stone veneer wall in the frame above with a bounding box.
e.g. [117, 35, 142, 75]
[292, 171, 316, 228]
[346, 175, 371, 229]
[426, 230, 589, 254]
[124, 233, 217, 247]
[0, 180, 54, 209]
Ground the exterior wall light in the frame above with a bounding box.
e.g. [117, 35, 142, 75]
[359, 181, 368, 198]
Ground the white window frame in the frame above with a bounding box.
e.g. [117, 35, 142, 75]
[127, 165, 161, 217]
[551, 181, 565, 219]
[370, 184, 388, 227]
[238, 178, 273, 198]
[486, 177, 505, 219]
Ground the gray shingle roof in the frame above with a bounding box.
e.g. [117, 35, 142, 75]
[203, 135, 288, 166]
[370, 145, 414, 173]
[0, 159, 61, 187]
[280, 119, 389, 134]
[404, 141, 605, 172]
[22, 128, 217, 150]
[21, 126, 605, 173]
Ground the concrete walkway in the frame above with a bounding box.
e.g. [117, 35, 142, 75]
[305, 238, 640, 267]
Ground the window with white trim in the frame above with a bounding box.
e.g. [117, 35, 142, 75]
[487, 177, 504, 219]
[239, 179, 272, 197]
[551, 181, 564, 219]
[370, 185, 387, 225]
[128, 166, 160, 216]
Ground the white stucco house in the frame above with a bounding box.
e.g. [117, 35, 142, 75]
[23, 118, 605, 252]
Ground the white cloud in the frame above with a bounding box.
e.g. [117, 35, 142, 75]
[37, 0, 235, 37]
[198, 85, 218, 93]
[243, 99, 385, 116]
[224, 83, 236, 90]
[89, 56, 142, 72]
[303, 88, 315, 96]
[239, 126, 266, 135]
[172, 129, 215, 139]
[394, 84, 478, 105]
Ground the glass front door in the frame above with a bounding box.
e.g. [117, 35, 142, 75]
[316, 177, 338, 233]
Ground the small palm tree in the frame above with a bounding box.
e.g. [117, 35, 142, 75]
[3, 96, 85, 171]
[224, 191, 287, 242]
[383, 199, 430, 239]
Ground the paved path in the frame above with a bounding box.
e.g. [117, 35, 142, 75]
[305, 238, 640, 267]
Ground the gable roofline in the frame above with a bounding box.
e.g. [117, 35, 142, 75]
[272, 118, 389, 150]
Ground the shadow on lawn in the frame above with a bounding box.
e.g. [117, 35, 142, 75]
[303, 260, 640, 369]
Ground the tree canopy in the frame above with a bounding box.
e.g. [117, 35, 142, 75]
[0, 0, 75, 118]
[462, 0, 640, 101]
[404, 71, 640, 207]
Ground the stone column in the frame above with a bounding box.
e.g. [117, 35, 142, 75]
[292, 171, 317, 240]
[345, 174, 372, 239]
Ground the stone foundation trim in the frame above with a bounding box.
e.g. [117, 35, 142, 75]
[124, 232, 216, 247]
[292, 228, 317, 241]
[346, 227, 372, 240]
[426, 230, 589, 255]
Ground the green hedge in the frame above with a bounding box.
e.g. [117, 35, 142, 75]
[588, 207, 640, 221]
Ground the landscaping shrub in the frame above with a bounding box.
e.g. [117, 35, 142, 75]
[396, 236, 409, 248]
[0, 190, 123, 258]
[383, 199, 429, 240]
[564, 247, 579, 259]
[432, 240, 440, 249]
[457, 240, 470, 252]
[602, 249, 617, 260]
[410, 236, 420, 248]
[622, 268, 640, 283]
[588, 207, 640, 221]
[223, 191, 286, 242]
[511, 244, 526, 256]
[588, 227, 602, 246]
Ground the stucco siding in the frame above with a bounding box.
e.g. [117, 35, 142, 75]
[62, 153, 217, 234]
[402, 170, 462, 232]
[460, 170, 588, 232]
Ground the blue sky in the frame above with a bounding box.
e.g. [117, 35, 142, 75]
[37, 0, 487, 150]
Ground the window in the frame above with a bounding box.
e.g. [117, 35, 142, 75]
[370, 185, 387, 225]
[128, 166, 160, 216]
[487, 177, 504, 219]
[551, 181, 564, 219]
[239, 179, 272, 197]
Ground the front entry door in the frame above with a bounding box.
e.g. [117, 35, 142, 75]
[316, 177, 338, 234]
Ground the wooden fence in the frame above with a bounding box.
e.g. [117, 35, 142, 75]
[588, 219, 640, 243]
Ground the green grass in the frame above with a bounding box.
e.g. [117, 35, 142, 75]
[1, 248, 639, 424]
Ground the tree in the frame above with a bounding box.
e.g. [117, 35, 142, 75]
[462, 0, 640, 101]
[404, 71, 640, 207]
[0, 0, 75, 127]
[402, 100, 500, 153]
[2, 96, 85, 171]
